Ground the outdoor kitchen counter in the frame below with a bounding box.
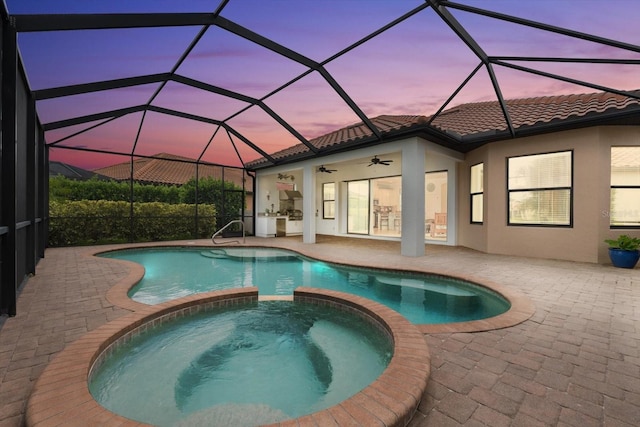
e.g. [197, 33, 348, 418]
[255, 214, 286, 237]
[256, 215, 302, 237]
[285, 218, 302, 236]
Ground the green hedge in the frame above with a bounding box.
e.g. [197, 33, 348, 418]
[49, 175, 243, 210]
[48, 175, 247, 246]
[49, 200, 216, 246]
[49, 176, 182, 203]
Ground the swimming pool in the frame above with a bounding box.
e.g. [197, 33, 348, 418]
[101, 247, 510, 325]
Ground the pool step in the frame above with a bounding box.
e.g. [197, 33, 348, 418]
[375, 276, 477, 297]
[202, 248, 299, 261]
[200, 249, 229, 259]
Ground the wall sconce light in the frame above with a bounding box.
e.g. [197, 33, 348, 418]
[266, 191, 270, 200]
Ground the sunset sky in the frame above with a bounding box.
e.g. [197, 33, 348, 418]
[6, 0, 640, 170]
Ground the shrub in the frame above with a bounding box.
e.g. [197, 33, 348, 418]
[49, 176, 243, 206]
[48, 200, 216, 246]
[605, 234, 640, 251]
[47, 175, 245, 246]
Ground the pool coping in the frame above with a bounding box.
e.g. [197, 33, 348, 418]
[96, 243, 535, 334]
[25, 287, 430, 427]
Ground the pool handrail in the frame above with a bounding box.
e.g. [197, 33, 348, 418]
[211, 219, 245, 245]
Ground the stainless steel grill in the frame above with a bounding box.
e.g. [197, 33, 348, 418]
[288, 209, 303, 220]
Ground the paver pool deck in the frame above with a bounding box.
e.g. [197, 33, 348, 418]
[0, 235, 639, 426]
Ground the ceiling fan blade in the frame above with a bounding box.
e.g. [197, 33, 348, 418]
[318, 165, 337, 173]
[367, 156, 392, 166]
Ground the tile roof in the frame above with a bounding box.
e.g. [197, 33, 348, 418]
[246, 90, 640, 169]
[311, 115, 429, 149]
[248, 115, 430, 167]
[94, 153, 246, 187]
[49, 161, 109, 180]
[431, 90, 640, 137]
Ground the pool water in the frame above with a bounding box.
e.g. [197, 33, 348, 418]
[101, 247, 510, 324]
[89, 301, 392, 426]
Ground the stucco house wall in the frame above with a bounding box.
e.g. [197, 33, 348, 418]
[457, 126, 640, 263]
[254, 125, 639, 264]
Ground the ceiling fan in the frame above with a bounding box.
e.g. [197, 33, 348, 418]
[368, 155, 393, 166]
[318, 165, 337, 173]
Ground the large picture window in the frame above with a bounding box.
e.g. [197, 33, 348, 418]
[322, 182, 335, 219]
[470, 163, 483, 223]
[507, 151, 572, 226]
[610, 146, 640, 227]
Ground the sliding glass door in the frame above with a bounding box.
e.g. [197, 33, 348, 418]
[425, 171, 448, 240]
[371, 176, 401, 237]
[347, 180, 369, 234]
[347, 177, 402, 236]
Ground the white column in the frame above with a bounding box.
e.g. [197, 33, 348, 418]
[302, 164, 316, 243]
[401, 140, 426, 256]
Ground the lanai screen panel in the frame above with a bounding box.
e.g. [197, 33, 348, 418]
[36, 84, 163, 124]
[6, 0, 640, 172]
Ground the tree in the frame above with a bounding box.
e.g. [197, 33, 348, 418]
[180, 177, 245, 222]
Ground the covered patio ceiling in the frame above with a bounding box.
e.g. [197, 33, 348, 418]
[7, 0, 640, 171]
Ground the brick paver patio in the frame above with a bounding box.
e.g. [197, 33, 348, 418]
[0, 236, 638, 426]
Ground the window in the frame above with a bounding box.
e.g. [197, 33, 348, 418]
[322, 182, 335, 219]
[470, 163, 483, 223]
[507, 151, 572, 226]
[610, 146, 640, 227]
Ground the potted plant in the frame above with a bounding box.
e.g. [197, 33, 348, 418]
[604, 234, 640, 268]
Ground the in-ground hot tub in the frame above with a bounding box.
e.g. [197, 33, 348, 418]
[26, 287, 430, 427]
[90, 299, 393, 425]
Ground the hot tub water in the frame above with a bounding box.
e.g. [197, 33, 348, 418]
[89, 300, 392, 426]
